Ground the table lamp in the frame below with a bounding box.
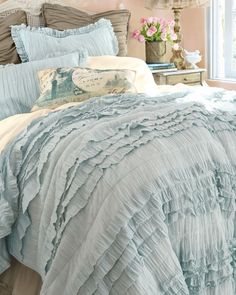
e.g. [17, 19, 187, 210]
[145, 0, 210, 69]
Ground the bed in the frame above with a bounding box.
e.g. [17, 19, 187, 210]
[0, 2, 236, 295]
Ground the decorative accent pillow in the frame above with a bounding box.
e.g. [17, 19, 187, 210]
[0, 51, 87, 120]
[42, 3, 131, 57]
[0, 10, 27, 64]
[11, 18, 118, 63]
[86, 56, 159, 96]
[32, 68, 137, 110]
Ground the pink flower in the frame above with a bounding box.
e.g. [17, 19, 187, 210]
[152, 16, 159, 24]
[161, 28, 167, 34]
[138, 35, 145, 43]
[131, 29, 140, 40]
[140, 17, 147, 25]
[147, 17, 154, 24]
[159, 18, 166, 26]
[171, 33, 177, 41]
[168, 19, 175, 27]
[161, 32, 167, 41]
[146, 26, 157, 37]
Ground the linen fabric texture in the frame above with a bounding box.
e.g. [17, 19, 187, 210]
[0, 51, 87, 120]
[0, 91, 236, 294]
[0, 8, 44, 28]
[11, 19, 119, 63]
[33, 67, 137, 110]
[42, 3, 131, 56]
[86, 55, 158, 95]
[0, 10, 27, 65]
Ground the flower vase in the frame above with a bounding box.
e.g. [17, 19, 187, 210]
[145, 41, 167, 64]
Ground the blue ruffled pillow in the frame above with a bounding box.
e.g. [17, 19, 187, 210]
[11, 18, 119, 63]
[0, 51, 87, 120]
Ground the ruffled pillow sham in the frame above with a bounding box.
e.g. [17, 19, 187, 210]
[42, 3, 131, 56]
[11, 18, 119, 63]
[32, 67, 137, 110]
[0, 51, 87, 120]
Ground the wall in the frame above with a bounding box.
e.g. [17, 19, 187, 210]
[74, 1, 205, 62]
[70, 0, 172, 59]
[79, 0, 235, 90]
[2, 0, 233, 89]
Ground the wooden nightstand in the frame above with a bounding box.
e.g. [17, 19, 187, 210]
[152, 68, 206, 86]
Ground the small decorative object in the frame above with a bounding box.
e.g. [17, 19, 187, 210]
[184, 49, 202, 69]
[170, 44, 186, 70]
[144, 0, 210, 69]
[132, 17, 177, 64]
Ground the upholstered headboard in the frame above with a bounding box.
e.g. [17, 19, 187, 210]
[0, 0, 120, 37]
[0, 0, 96, 15]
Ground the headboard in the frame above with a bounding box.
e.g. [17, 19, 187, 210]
[0, 0, 96, 15]
[0, 0, 98, 28]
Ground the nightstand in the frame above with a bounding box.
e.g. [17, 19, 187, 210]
[152, 68, 206, 86]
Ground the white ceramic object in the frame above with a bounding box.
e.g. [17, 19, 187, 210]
[184, 50, 202, 69]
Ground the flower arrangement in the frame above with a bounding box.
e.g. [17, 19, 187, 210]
[132, 17, 177, 44]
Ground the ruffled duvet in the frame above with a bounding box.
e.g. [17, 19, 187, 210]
[0, 86, 236, 295]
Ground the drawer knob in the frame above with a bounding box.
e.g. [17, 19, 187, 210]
[184, 77, 188, 81]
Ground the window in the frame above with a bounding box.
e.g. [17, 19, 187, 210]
[208, 0, 236, 80]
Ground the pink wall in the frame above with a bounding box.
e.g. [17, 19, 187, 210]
[73, 0, 172, 59]
[78, 1, 204, 62]
[74, 0, 236, 90]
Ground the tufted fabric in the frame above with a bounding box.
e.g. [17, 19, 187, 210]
[0, 10, 27, 64]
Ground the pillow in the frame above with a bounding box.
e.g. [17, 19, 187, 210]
[86, 56, 159, 96]
[0, 8, 45, 27]
[0, 10, 27, 65]
[26, 13, 45, 27]
[32, 68, 137, 110]
[42, 3, 131, 57]
[11, 19, 118, 63]
[0, 51, 87, 120]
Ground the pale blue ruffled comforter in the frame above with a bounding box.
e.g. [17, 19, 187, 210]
[0, 88, 236, 294]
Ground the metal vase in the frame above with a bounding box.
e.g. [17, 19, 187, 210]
[145, 41, 167, 64]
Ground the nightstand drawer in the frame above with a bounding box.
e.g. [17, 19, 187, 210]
[166, 72, 200, 85]
[152, 68, 206, 86]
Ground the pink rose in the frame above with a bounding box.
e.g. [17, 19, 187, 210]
[147, 16, 154, 24]
[168, 19, 175, 27]
[171, 33, 177, 41]
[146, 26, 157, 37]
[140, 17, 147, 25]
[131, 29, 140, 39]
[159, 18, 166, 26]
[161, 28, 167, 34]
[152, 16, 159, 24]
[161, 32, 167, 41]
[138, 35, 145, 43]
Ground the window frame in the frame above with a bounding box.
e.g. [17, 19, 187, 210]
[208, 0, 236, 80]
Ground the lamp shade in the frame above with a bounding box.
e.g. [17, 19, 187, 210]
[145, 0, 210, 9]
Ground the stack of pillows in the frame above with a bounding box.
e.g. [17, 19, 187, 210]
[0, 3, 156, 120]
